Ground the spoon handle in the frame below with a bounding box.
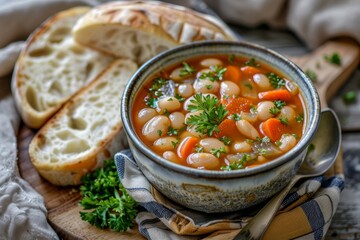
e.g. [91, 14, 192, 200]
[234, 175, 301, 240]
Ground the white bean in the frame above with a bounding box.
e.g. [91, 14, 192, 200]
[169, 112, 185, 129]
[178, 83, 194, 98]
[187, 153, 220, 170]
[240, 111, 258, 123]
[142, 116, 170, 141]
[183, 94, 218, 110]
[253, 73, 271, 90]
[279, 134, 297, 152]
[137, 108, 157, 125]
[170, 67, 187, 81]
[199, 138, 229, 153]
[186, 126, 205, 138]
[220, 81, 240, 97]
[233, 141, 252, 152]
[200, 58, 223, 67]
[163, 151, 180, 163]
[280, 106, 296, 122]
[193, 79, 219, 94]
[236, 119, 260, 140]
[153, 137, 178, 151]
[157, 97, 181, 113]
[257, 101, 276, 121]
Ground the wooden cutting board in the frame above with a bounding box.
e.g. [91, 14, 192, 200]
[17, 40, 359, 239]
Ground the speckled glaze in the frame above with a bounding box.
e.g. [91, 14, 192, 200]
[121, 41, 320, 213]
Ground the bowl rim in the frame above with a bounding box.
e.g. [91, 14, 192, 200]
[121, 40, 320, 178]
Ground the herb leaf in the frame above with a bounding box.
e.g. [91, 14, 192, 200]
[179, 62, 196, 77]
[343, 91, 357, 104]
[324, 52, 341, 66]
[267, 73, 285, 89]
[186, 93, 228, 136]
[305, 69, 317, 82]
[199, 66, 227, 82]
[79, 160, 138, 232]
[221, 154, 250, 171]
[220, 136, 232, 146]
[210, 146, 227, 158]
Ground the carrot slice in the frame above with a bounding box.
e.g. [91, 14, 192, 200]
[223, 65, 241, 82]
[213, 119, 237, 138]
[258, 89, 292, 101]
[241, 66, 261, 75]
[261, 118, 288, 142]
[177, 137, 199, 160]
[221, 97, 252, 114]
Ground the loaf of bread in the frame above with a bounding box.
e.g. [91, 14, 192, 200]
[12, 7, 114, 129]
[29, 59, 138, 186]
[72, 1, 237, 64]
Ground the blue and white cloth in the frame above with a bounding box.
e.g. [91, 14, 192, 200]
[115, 150, 344, 240]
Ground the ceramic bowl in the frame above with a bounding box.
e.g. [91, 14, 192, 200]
[121, 41, 320, 213]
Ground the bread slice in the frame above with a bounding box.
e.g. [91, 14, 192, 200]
[72, 1, 237, 64]
[29, 59, 138, 186]
[12, 7, 114, 129]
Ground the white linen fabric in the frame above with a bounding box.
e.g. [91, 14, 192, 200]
[0, 0, 358, 239]
[204, 0, 360, 48]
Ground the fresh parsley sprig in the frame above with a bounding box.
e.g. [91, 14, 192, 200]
[79, 160, 138, 232]
[221, 154, 250, 171]
[179, 62, 196, 77]
[267, 73, 285, 89]
[186, 93, 228, 136]
[199, 65, 227, 82]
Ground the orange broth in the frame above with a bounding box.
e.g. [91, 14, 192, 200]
[132, 55, 305, 171]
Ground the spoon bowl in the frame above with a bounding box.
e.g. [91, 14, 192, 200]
[236, 108, 341, 240]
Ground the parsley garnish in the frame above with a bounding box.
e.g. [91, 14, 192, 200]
[210, 146, 227, 158]
[220, 136, 232, 146]
[79, 160, 138, 232]
[267, 73, 285, 89]
[163, 109, 170, 116]
[199, 65, 227, 82]
[167, 126, 185, 136]
[274, 100, 286, 109]
[179, 62, 196, 77]
[206, 84, 213, 90]
[171, 140, 179, 148]
[324, 52, 341, 66]
[229, 113, 241, 121]
[157, 130, 163, 136]
[245, 83, 253, 90]
[343, 91, 357, 104]
[228, 54, 235, 64]
[149, 77, 166, 95]
[145, 97, 157, 108]
[275, 140, 282, 147]
[221, 154, 250, 171]
[279, 116, 289, 125]
[174, 93, 185, 102]
[257, 136, 271, 143]
[195, 145, 204, 153]
[186, 94, 228, 136]
[244, 58, 259, 67]
[305, 69, 317, 82]
[269, 107, 280, 115]
[296, 113, 304, 123]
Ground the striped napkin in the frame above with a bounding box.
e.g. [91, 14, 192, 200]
[115, 149, 344, 240]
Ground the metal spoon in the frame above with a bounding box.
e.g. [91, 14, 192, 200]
[235, 108, 342, 240]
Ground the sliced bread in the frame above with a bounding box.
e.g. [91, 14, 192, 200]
[29, 59, 138, 186]
[12, 7, 114, 129]
[72, 1, 237, 64]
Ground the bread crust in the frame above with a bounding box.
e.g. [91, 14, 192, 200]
[73, 1, 237, 60]
[12, 7, 113, 129]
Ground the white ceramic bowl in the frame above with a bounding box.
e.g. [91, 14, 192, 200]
[121, 41, 320, 213]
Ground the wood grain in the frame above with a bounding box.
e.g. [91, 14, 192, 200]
[17, 40, 359, 239]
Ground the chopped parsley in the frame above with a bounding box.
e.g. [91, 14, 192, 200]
[171, 140, 179, 148]
[79, 160, 138, 232]
[195, 145, 204, 153]
[167, 126, 185, 136]
[157, 130, 162, 136]
[229, 113, 241, 121]
[257, 136, 271, 143]
[186, 93, 228, 136]
[145, 97, 157, 108]
[296, 113, 304, 123]
[220, 136, 232, 146]
[245, 83, 253, 90]
[199, 65, 227, 82]
[269, 107, 280, 115]
[179, 62, 196, 77]
[210, 146, 227, 158]
[174, 93, 185, 102]
[206, 84, 213, 90]
[267, 73, 285, 89]
[324, 52, 341, 66]
[279, 116, 289, 125]
[275, 140, 282, 147]
[305, 69, 317, 82]
[274, 100, 286, 109]
[221, 154, 250, 171]
[149, 77, 166, 96]
[228, 54, 235, 64]
[343, 91, 357, 104]
[244, 58, 259, 67]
